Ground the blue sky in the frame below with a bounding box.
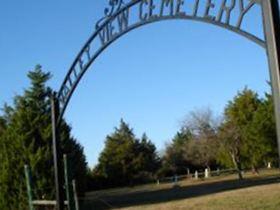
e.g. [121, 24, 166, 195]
[0, 0, 271, 167]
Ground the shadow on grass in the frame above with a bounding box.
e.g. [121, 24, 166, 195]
[80, 174, 280, 210]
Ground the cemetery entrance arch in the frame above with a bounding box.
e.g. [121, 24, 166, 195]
[50, 1, 280, 209]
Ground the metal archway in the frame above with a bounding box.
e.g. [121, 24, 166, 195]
[57, 0, 267, 122]
[51, 1, 280, 209]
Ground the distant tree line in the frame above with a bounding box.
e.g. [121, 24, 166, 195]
[88, 87, 278, 189]
[161, 87, 278, 179]
[0, 67, 278, 209]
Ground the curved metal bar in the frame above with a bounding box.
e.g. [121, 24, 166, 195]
[57, 0, 265, 123]
[58, 0, 142, 101]
[253, 0, 261, 4]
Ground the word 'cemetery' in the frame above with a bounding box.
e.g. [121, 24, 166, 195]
[58, 0, 258, 111]
[98, 0, 255, 45]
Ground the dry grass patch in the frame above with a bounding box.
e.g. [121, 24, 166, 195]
[82, 169, 280, 210]
[118, 183, 280, 210]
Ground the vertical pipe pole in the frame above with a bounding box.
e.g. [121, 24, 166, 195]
[64, 154, 75, 210]
[51, 92, 64, 210]
[262, 0, 280, 167]
[24, 165, 34, 210]
[72, 180, 80, 210]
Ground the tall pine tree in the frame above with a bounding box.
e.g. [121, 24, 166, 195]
[0, 65, 88, 209]
[217, 88, 263, 177]
[248, 92, 278, 167]
[93, 119, 160, 188]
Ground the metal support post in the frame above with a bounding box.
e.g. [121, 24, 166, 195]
[72, 180, 80, 210]
[24, 165, 34, 210]
[51, 92, 64, 210]
[262, 0, 280, 167]
[64, 154, 75, 210]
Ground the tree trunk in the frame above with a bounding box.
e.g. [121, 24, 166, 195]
[236, 161, 243, 180]
[251, 165, 259, 174]
[231, 153, 243, 180]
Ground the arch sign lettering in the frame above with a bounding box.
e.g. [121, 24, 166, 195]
[50, 0, 280, 209]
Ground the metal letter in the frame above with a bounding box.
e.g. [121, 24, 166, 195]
[176, 0, 186, 16]
[160, 0, 174, 16]
[192, 0, 200, 16]
[61, 84, 70, 105]
[84, 45, 91, 61]
[68, 76, 73, 88]
[216, 0, 236, 24]
[78, 58, 84, 70]
[117, 8, 130, 32]
[98, 27, 107, 45]
[108, 21, 116, 41]
[236, 0, 255, 28]
[72, 68, 78, 79]
[149, 0, 158, 19]
[139, 0, 148, 21]
[204, 0, 216, 20]
[98, 22, 115, 45]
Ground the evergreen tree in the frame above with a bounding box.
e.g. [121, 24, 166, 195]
[217, 88, 261, 178]
[93, 119, 160, 188]
[0, 117, 6, 135]
[160, 129, 192, 176]
[0, 116, 7, 207]
[248, 92, 278, 167]
[60, 121, 88, 193]
[0, 66, 54, 209]
[94, 119, 137, 187]
[133, 133, 161, 181]
[0, 65, 88, 209]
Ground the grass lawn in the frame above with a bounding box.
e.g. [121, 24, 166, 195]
[82, 169, 280, 210]
[120, 183, 280, 210]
